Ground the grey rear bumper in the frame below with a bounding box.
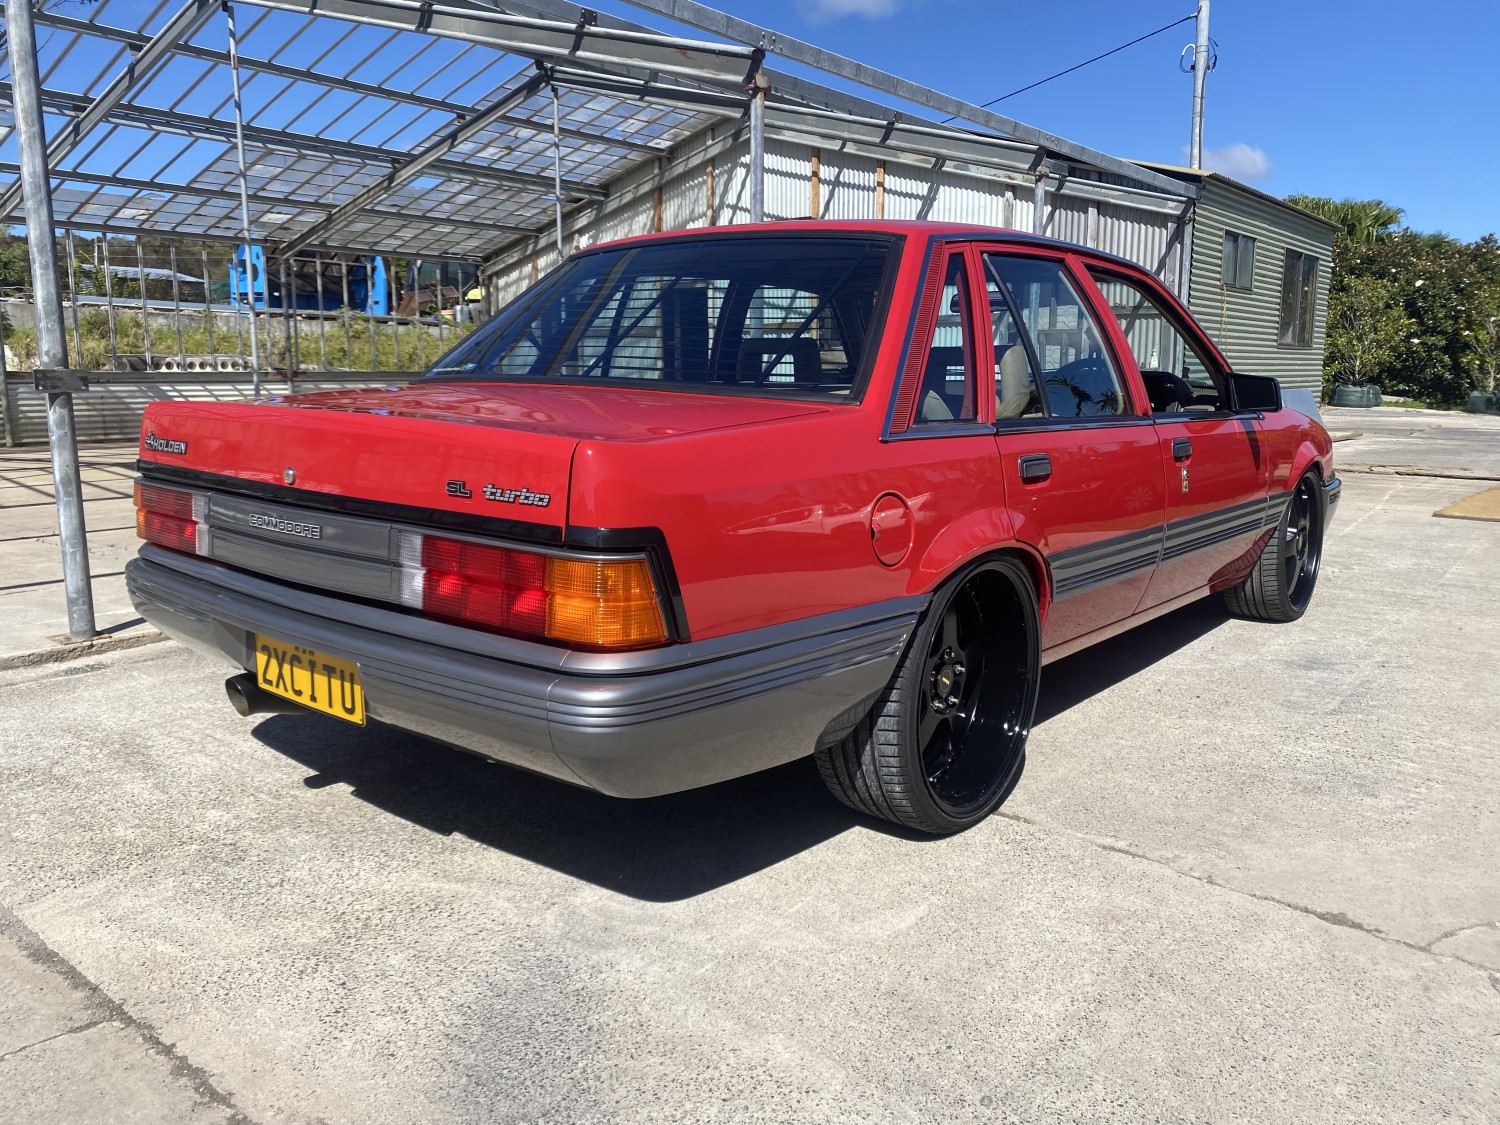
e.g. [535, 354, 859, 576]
[126, 550, 919, 798]
[1323, 474, 1342, 518]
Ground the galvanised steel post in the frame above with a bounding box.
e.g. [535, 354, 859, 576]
[748, 74, 767, 223]
[5, 0, 97, 641]
[223, 0, 262, 394]
[551, 84, 565, 259]
[1189, 0, 1211, 169]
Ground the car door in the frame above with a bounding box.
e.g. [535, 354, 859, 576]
[1082, 267, 1272, 612]
[977, 249, 1167, 654]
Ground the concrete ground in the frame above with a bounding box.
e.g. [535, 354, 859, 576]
[1, 415, 1498, 1123]
[0, 441, 160, 668]
[1325, 403, 1500, 478]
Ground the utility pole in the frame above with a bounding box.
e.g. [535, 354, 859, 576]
[5, 0, 96, 642]
[1188, 0, 1211, 169]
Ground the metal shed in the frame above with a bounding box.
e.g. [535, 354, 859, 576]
[2, 0, 1205, 453]
[1140, 165, 1339, 396]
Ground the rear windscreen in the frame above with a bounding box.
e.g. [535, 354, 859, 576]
[422, 236, 897, 399]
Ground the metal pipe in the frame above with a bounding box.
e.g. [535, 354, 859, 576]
[1032, 171, 1047, 237]
[1178, 202, 1195, 305]
[100, 235, 120, 363]
[280, 256, 295, 386]
[1189, 0, 1210, 169]
[223, 0, 262, 393]
[339, 259, 354, 367]
[169, 242, 186, 359]
[224, 672, 307, 717]
[367, 268, 378, 368]
[65, 231, 82, 362]
[748, 85, 766, 223]
[134, 238, 153, 369]
[314, 252, 328, 369]
[200, 245, 218, 359]
[551, 83, 565, 258]
[4, 0, 95, 639]
[0, 330, 11, 448]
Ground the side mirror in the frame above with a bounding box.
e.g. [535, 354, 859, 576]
[1229, 372, 1282, 414]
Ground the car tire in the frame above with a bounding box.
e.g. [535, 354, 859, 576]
[815, 556, 1041, 835]
[1224, 470, 1324, 623]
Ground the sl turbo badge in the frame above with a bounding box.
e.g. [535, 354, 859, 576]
[446, 480, 551, 509]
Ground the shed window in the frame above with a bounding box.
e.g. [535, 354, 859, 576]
[1221, 231, 1255, 291]
[1278, 250, 1319, 348]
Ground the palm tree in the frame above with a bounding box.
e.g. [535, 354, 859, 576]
[1285, 195, 1404, 244]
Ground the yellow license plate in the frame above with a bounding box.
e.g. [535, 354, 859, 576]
[253, 634, 365, 725]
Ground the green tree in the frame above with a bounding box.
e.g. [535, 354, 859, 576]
[1286, 195, 1404, 245]
[1465, 312, 1500, 395]
[0, 231, 32, 295]
[1325, 275, 1412, 391]
[1348, 231, 1498, 403]
[1294, 190, 1500, 406]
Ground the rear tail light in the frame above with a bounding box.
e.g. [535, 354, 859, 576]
[395, 531, 670, 650]
[133, 481, 671, 650]
[134, 481, 207, 556]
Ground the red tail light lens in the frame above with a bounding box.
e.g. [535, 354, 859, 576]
[420, 537, 548, 635]
[395, 531, 670, 649]
[134, 482, 207, 556]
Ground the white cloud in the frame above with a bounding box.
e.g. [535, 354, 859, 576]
[801, 0, 899, 21]
[1198, 143, 1271, 183]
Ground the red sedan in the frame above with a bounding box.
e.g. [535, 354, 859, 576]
[128, 221, 1339, 834]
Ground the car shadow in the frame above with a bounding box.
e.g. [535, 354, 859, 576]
[1033, 599, 1232, 726]
[249, 600, 1229, 902]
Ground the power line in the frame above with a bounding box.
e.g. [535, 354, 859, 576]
[944, 14, 1197, 122]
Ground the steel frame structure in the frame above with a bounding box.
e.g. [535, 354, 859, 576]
[1, 0, 1192, 267]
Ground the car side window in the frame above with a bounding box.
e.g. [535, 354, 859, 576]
[983, 254, 1127, 418]
[982, 261, 1046, 420]
[912, 253, 977, 425]
[1087, 271, 1227, 414]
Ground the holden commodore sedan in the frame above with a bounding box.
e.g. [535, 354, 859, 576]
[127, 221, 1338, 834]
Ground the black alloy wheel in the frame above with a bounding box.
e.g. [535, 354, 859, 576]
[1281, 474, 1322, 614]
[1224, 469, 1326, 623]
[918, 581, 1031, 815]
[815, 556, 1041, 834]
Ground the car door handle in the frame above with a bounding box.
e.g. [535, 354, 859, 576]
[1018, 454, 1052, 482]
[1172, 438, 1192, 461]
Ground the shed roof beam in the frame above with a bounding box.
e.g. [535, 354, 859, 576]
[0, 161, 333, 213]
[614, 0, 1190, 195]
[0, 83, 610, 201]
[0, 0, 219, 217]
[0, 164, 538, 234]
[548, 68, 751, 116]
[279, 71, 549, 255]
[29, 11, 664, 155]
[236, 0, 763, 89]
[766, 104, 1037, 172]
[514, 0, 1192, 198]
[764, 104, 1190, 213]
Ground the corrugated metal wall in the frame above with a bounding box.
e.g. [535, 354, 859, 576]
[1187, 182, 1335, 394]
[486, 126, 1188, 309]
[0, 372, 414, 446]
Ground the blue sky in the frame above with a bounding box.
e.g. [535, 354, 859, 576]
[648, 0, 1499, 242]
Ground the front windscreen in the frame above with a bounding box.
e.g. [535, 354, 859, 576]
[422, 235, 897, 399]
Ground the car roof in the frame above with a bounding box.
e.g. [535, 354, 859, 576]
[581, 219, 1145, 274]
